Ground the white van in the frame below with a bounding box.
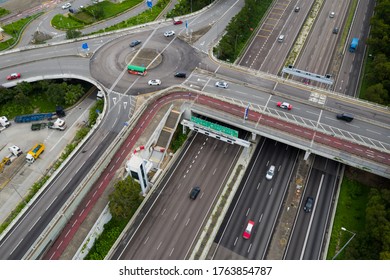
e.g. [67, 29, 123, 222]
[278, 35, 285, 42]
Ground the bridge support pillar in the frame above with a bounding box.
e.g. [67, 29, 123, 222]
[182, 125, 187, 134]
[251, 132, 256, 141]
[304, 150, 311, 160]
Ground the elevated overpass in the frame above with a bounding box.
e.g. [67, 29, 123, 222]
[177, 88, 390, 178]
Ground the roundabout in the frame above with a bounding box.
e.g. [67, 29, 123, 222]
[89, 30, 202, 94]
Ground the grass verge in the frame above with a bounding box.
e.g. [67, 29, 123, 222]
[326, 176, 369, 259]
[0, 13, 43, 51]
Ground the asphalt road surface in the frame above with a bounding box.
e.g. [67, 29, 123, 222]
[284, 156, 341, 259]
[112, 132, 243, 259]
[211, 138, 299, 259]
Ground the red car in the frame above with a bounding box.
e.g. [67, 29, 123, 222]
[6, 73, 21, 80]
[243, 220, 255, 239]
[276, 101, 293, 110]
[173, 20, 183, 25]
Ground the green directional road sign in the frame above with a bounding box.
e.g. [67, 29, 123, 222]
[191, 116, 238, 138]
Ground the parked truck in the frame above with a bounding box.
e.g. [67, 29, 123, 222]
[0, 116, 11, 132]
[349, 38, 359, 52]
[48, 118, 67, 131]
[26, 143, 45, 164]
[31, 122, 47, 131]
[3, 145, 23, 165]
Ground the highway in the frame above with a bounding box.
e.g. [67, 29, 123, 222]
[334, 0, 375, 96]
[237, 0, 309, 73]
[210, 138, 299, 259]
[0, 0, 388, 261]
[284, 156, 341, 259]
[294, 0, 350, 86]
[112, 132, 243, 259]
[0, 47, 386, 260]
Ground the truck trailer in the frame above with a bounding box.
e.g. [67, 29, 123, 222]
[15, 107, 66, 123]
[26, 143, 45, 164]
[15, 113, 54, 123]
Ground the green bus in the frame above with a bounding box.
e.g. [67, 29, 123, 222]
[127, 64, 147, 76]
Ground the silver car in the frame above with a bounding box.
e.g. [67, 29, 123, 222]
[62, 3, 71, 9]
[164, 30, 175, 37]
[215, 81, 228, 88]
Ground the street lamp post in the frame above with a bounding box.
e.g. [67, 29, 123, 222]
[332, 227, 356, 260]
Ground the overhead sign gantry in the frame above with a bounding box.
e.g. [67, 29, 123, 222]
[182, 117, 250, 148]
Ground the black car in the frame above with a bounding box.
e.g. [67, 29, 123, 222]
[130, 40, 141, 47]
[174, 72, 186, 78]
[190, 186, 201, 200]
[336, 113, 354, 122]
[304, 197, 314, 212]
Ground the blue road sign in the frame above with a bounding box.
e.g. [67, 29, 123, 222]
[185, 20, 188, 29]
[146, 0, 152, 8]
[82, 42, 88, 50]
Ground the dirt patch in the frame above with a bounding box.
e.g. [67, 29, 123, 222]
[180, 25, 212, 43]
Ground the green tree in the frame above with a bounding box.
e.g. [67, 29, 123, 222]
[13, 91, 29, 107]
[34, 80, 50, 92]
[109, 176, 143, 220]
[46, 82, 67, 106]
[65, 91, 78, 105]
[66, 29, 82, 39]
[89, 5, 104, 20]
[65, 84, 84, 105]
[14, 81, 33, 97]
[0, 86, 13, 104]
[373, 60, 390, 84]
[365, 83, 388, 104]
[213, 0, 273, 62]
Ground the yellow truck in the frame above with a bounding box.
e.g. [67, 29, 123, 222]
[26, 143, 45, 164]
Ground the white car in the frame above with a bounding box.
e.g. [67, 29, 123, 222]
[164, 30, 175, 37]
[62, 3, 71, 9]
[276, 101, 293, 110]
[266, 165, 275, 180]
[148, 79, 161, 86]
[215, 81, 228, 88]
